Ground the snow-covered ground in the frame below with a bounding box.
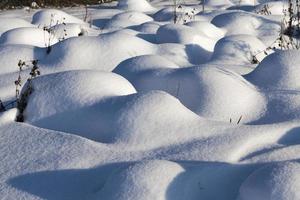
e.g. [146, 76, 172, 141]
[1, 0, 300, 199]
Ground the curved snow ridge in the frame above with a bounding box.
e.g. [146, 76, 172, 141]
[117, 0, 157, 12]
[41, 31, 156, 71]
[148, 121, 299, 163]
[238, 162, 300, 200]
[241, 144, 300, 163]
[0, 27, 59, 47]
[32, 9, 86, 27]
[92, 160, 185, 200]
[115, 59, 267, 124]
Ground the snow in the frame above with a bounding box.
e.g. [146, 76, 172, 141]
[0, 1, 300, 200]
[246, 50, 300, 90]
[32, 9, 86, 27]
[0, 27, 58, 47]
[104, 11, 154, 30]
[238, 162, 300, 200]
[93, 160, 185, 200]
[0, 18, 35, 36]
[156, 23, 217, 52]
[117, 0, 156, 12]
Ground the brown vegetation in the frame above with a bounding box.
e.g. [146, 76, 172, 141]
[0, 0, 116, 9]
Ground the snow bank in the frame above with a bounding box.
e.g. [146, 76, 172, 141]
[93, 160, 184, 200]
[117, 0, 156, 12]
[0, 27, 58, 47]
[238, 162, 300, 200]
[246, 50, 300, 90]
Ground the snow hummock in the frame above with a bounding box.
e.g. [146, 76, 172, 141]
[42, 31, 155, 71]
[246, 50, 300, 90]
[238, 162, 300, 200]
[211, 35, 267, 64]
[156, 23, 217, 52]
[0, 18, 34, 35]
[93, 160, 185, 200]
[0, 27, 58, 47]
[24, 70, 136, 142]
[117, 0, 156, 12]
[115, 60, 266, 123]
[32, 9, 86, 27]
[105, 11, 153, 30]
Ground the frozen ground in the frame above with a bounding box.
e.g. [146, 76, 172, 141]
[0, 0, 300, 199]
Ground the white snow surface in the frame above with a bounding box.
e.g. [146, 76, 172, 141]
[1, 1, 300, 200]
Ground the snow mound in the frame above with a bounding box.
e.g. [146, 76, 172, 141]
[115, 62, 266, 123]
[211, 11, 280, 39]
[156, 24, 216, 52]
[42, 31, 155, 71]
[133, 21, 161, 34]
[0, 109, 17, 124]
[210, 34, 268, 66]
[246, 50, 300, 90]
[50, 23, 90, 39]
[206, 0, 234, 7]
[24, 70, 136, 123]
[254, 1, 287, 15]
[0, 27, 58, 47]
[26, 86, 202, 145]
[114, 55, 179, 74]
[105, 11, 153, 30]
[0, 45, 44, 75]
[0, 18, 34, 35]
[238, 162, 300, 200]
[117, 0, 156, 12]
[32, 9, 86, 27]
[185, 21, 226, 40]
[94, 160, 184, 200]
[153, 6, 200, 23]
